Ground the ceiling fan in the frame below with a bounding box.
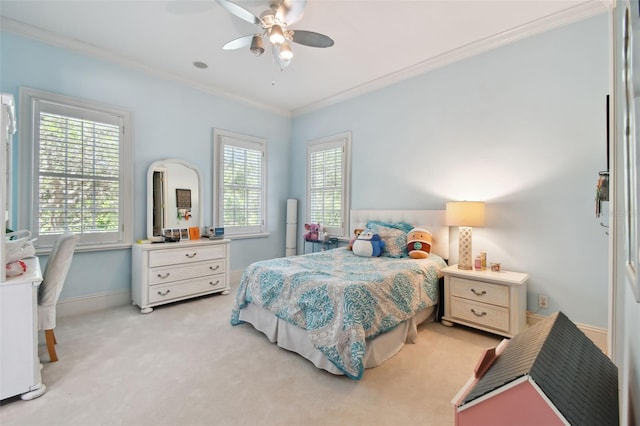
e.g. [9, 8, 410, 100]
[216, 0, 334, 68]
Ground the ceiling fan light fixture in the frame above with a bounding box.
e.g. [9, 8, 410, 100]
[250, 35, 265, 56]
[269, 24, 285, 45]
[279, 42, 293, 60]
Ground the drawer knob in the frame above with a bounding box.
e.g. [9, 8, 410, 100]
[157, 272, 170, 279]
[210, 265, 220, 271]
[185, 252, 197, 258]
[157, 289, 171, 296]
[209, 280, 220, 286]
[470, 288, 487, 296]
[470, 308, 487, 317]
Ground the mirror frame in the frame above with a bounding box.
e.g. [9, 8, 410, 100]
[146, 158, 203, 241]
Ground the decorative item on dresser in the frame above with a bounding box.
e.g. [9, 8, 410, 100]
[445, 201, 486, 270]
[132, 238, 230, 313]
[441, 264, 528, 338]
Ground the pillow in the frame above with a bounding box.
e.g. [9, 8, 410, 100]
[365, 220, 413, 258]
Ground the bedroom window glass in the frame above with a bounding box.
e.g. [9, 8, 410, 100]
[307, 132, 351, 238]
[19, 87, 133, 250]
[214, 129, 267, 237]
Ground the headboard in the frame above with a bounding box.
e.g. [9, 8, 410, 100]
[350, 209, 449, 260]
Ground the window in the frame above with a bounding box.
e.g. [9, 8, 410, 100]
[19, 88, 132, 250]
[213, 129, 267, 237]
[307, 132, 351, 238]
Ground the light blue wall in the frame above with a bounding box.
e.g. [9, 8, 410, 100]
[1, 14, 609, 328]
[291, 15, 609, 327]
[0, 32, 292, 300]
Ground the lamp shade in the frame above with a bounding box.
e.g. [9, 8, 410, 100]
[446, 201, 486, 227]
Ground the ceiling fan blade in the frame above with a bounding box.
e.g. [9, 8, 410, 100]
[216, 0, 261, 25]
[291, 30, 334, 48]
[276, 0, 307, 25]
[223, 35, 255, 50]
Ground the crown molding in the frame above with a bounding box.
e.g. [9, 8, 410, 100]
[292, 1, 610, 117]
[1, 1, 609, 119]
[0, 17, 291, 118]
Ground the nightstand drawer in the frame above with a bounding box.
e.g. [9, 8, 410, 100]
[450, 277, 509, 307]
[450, 297, 510, 332]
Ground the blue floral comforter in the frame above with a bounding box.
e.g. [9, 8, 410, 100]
[231, 248, 446, 379]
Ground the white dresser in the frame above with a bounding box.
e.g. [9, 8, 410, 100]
[132, 239, 230, 313]
[0, 257, 46, 401]
[441, 264, 528, 338]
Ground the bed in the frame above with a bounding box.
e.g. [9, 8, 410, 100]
[230, 210, 449, 380]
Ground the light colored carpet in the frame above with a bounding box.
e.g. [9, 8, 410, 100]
[0, 287, 500, 426]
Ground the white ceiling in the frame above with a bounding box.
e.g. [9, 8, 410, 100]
[0, 0, 608, 115]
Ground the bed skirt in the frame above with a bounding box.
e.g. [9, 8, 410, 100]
[238, 302, 436, 376]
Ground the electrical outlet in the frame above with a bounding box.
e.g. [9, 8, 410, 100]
[538, 295, 549, 309]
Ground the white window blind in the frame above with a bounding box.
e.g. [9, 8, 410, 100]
[214, 129, 267, 236]
[307, 132, 351, 238]
[20, 87, 132, 249]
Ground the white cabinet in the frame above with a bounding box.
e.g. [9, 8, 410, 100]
[0, 257, 46, 401]
[441, 264, 528, 338]
[132, 239, 230, 313]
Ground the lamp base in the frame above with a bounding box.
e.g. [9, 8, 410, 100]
[457, 226, 473, 270]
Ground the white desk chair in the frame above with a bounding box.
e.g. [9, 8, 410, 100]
[38, 232, 79, 362]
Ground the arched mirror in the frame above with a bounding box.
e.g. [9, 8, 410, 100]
[147, 159, 203, 242]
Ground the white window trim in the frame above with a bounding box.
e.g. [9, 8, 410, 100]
[18, 87, 133, 252]
[213, 128, 267, 238]
[306, 131, 351, 239]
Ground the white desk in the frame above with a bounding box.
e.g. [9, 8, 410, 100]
[0, 257, 46, 400]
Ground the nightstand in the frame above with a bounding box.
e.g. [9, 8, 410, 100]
[441, 264, 528, 338]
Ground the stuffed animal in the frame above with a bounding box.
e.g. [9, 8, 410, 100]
[347, 228, 364, 250]
[407, 227, 432, 259]
[352, 229, 385, 257]
[304, 223, 322, 241]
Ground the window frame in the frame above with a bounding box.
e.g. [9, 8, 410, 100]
[18, 87, 133, 252]
[306, 132, 351, 239]
[213, 128, 267, 238]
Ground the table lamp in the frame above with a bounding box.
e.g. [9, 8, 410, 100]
[446, 201, 486, 270]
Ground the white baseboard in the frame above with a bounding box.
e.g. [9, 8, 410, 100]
[61, 275, 611, 355]
[527, 312, 608, 355]
[57, 269, 247, 318]
[57, 289, 131, 318]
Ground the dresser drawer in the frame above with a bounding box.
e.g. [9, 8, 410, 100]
[148, 275, 227, 304]
[450, 297, 510, 332]
[149, 260, 225, 285]
[148, 245, 226, 267]
[450, 277, 509, 307]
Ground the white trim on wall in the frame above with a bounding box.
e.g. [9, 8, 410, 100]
[57, 269, 246, 318]
[0, 17, 290, 118]
[527, 312, 609, 355]
[0, 1, 607, 119]
[56, 289, 131, 319]
[292, 1, 609, 116]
